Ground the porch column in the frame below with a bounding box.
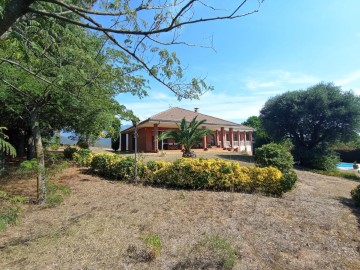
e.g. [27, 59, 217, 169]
[215, 130, 219, 147]
[120, 133, 126, 151]
[249, 131, 253, 155]
[128, 132, 133, 151]
[202, 126, 207, 150]
[237, 131, 240, 148]
[243, 131, 246, 147]
[220, 127, 225, 148]
[229, 128, 234, 150]
[153, 124, 158, 153]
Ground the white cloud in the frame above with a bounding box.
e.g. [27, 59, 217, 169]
[245, 70, 319, 90]
[335, 70, 360, 86]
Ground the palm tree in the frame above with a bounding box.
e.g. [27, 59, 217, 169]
[161, 117, 213, 157]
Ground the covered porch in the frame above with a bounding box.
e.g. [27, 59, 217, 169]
[121, 122, 254, 155]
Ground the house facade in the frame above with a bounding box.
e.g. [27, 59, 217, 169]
[120, 107, 255, 155]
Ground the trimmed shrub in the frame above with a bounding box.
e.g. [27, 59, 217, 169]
[63, 146, 78, 160]
[255, 143, 297, 191]
[351, 185, 360, 207]
[280, 170, 298, 192]
[91, 153, 144, 181]
[90, 154, 293, 196]
[146, 158, 284, 195]
[73, 149, 93, 167]
[255, 143, 294, 173]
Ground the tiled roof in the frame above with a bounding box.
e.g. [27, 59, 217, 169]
[148, 107, 252, 129]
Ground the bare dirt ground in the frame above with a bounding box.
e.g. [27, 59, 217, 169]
[0, 162, 359, 269]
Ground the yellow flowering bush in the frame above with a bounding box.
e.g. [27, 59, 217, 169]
[146, 158, 284, 195]
[90, 155, 286, 195]
[73, 149, 93, 167]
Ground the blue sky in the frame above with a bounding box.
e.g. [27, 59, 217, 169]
[116, 0, 360, 125]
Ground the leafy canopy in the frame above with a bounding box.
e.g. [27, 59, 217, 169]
[260, 82, 360, 166]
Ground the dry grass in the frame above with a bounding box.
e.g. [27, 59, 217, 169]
[0, 153, 359, 269]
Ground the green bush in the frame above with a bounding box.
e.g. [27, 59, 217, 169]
[63, 146, 78, 160]
[351, 185, 360, 207]
[145, 158, 285, 195]
[46, 181, 71, 207]
[186, 235, 237, 269]
[255, 143, 294, 173]
[309, 150, 340, 171]
[143, 233, 161, 257]
[90, 154, 295, 196]
[73, 149, 93, 167]
[255, 143, 297, 192]
[280, 170, 298, 192]
[91, 153, 144, 181]
[0, 191, 25, 231]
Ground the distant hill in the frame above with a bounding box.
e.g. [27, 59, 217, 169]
[60, 136, 111, 148]
[60, 124, 132, 148]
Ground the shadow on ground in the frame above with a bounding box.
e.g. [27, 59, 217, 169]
[339, 197, 360, 229]
[215, 154, 254, 163]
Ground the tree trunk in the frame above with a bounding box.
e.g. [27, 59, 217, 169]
[27, 132, 35, 160]
[30, 112, 46, 203]
[16, 131, 26, 157]
[0, 0, 36, 38]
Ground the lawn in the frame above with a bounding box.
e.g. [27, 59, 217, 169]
[0, 151, 359, 269]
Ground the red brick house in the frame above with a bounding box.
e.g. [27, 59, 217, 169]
[120, 107, 255, 154]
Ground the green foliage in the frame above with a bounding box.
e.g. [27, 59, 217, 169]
[73, 149, 93, 167]
[0, 190, 25, 231]
[161, 117, 213, 156]
[255, 143, 297, 191]
[46, 181, 71, 207]
[242, 116, 270, 148]
[17, 159, 39, 175]
[108, 118, 121, 152]
[185, 235, 237, 270]
[260, 82, 360, 169]
[91, 153, 144, 181]
[111, 137, 120, 152]
[255, 143, 294, 173]
[90, 154, 290, 195]
[63, 146, 78, 160]
[0, 127, 16, 157]
[143, 233, 161, 257]
[77, 138, 90, 149]
[145, 159, 285, 196]
[350, 185, 360, 207]
[307, 150, 340, 171]
[281, 170, 298, 192]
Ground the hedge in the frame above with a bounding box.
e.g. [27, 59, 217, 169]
[90, 154, 288, 196]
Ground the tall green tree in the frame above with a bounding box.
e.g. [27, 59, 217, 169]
[0, 14, 142, 202]
[161, 117, 212, 157]
[242, 115, 270, 148]
[260, 82, 360, 169]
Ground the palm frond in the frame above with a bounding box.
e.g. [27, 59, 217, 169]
[0, 127, 16, 157]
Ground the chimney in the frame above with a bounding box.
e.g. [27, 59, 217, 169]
[194, 108, 199, 113]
